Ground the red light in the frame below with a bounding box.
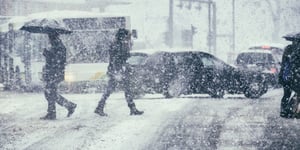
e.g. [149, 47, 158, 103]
[270, 68, 277, 73]
[261, 45, 271, 49]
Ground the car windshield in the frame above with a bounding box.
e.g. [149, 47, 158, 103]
[248, 47, 283, 63]
[127, 55, 148, 65]
[236, 52, 275, 65]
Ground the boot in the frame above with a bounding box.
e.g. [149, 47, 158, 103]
[128, 103, 144, 115]
[67, 103, 77, 117]
[280, 111, 294, 118]
[280, 106, 294, 118]
[41, 101, 56, 120]
[95, 103, 108, 116]
[40, 112, 56, 120]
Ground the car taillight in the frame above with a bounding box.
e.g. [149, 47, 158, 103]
[261, 45, 271, 49]
[270, 67, 277, 74]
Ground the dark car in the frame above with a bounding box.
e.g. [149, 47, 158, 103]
[127, 50, 268, 99]
[235, 46, 283, 87]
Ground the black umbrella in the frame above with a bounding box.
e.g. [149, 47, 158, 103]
[20, 18, 72, 34]
[283, 32, 300, 41]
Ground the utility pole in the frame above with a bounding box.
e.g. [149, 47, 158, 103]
[232, 0, 235, 54]
[212, 1, 217, 55]
[208, 0, 212, 52]
[168, 0, 174, 48]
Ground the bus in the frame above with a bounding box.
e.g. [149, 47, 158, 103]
[0, 10, 137, 92]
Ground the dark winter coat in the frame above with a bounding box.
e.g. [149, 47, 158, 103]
[279, 44, 294, 86]
[43, 37, 67, 83]
[279, 43, 300, 92]
[290, 44, 300, 92]
[107, 40, 131, 77]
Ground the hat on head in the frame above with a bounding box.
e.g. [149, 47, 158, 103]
[116, 28, 129, 40]
[283, 32, 300, 41]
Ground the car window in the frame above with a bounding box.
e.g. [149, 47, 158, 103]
[144, 52, 164, 67]
[211, 58, 226, 69]
[172, 53, 188, 71]
[201, 57, 214, 68]
[271, 52, 282, 63]
[236, 52, 275, 65]
[127, 55, 147, 65]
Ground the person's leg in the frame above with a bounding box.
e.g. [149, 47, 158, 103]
[294, 93, 300, 118]
[41, 82, 57, 120]
[280, 85, 293, 118]
[95, 77, 117, 116]
[124, 77, 143, 115]
[56, 93, 77, 117]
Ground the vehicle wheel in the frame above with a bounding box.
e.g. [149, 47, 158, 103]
[207, 76, 225, 98]
[166, 76, 187, 98]
[209, 88, 225, 98]
[244, 81, 268, 99]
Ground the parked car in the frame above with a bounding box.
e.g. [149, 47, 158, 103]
[127, 49, 268, 99]
[235, 45, 284, 87]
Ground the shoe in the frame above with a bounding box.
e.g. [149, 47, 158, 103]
[94, 109, 108, 116]
[40, 113, 56, 120]
[95, 102, 108, 116]
[67, 104, 77, 117]
[130, 109, 144, 115]
[128, 103, 144, 116]
[280, 112, 294, 118]
[294, 113, 300, 119]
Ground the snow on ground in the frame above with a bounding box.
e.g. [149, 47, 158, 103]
[0, 92, 191, 150]
[0, 89, 297, 150]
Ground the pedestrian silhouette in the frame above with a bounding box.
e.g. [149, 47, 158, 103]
[279, 33, 300, 118]
[95, 28, 144, 116]
[40, 32, 77, 120]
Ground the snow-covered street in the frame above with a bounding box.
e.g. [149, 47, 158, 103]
[0, 91, 190, 150]
[1, 0, 300, 150]
[1, 89, 300, 150]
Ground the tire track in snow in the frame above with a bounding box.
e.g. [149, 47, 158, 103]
[217, 97, 273, 149]
[0, 94, 129, 150]
[20, 110, 128, 150]
[145, 97, 262, 149]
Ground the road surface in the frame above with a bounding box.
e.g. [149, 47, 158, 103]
[1, 89, 300, 149]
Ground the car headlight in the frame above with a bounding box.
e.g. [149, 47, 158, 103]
[65, 72, 75, 82]
[90, 72, 105, 80]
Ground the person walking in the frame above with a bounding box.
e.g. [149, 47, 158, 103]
[94, 28, 144, 116]
[278, 43, 294, 118]
[41, 32, 77, 120]
[279, 34, 300, 118]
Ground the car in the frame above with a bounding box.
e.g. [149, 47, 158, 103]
[127, 49, 268, 99]
[235, 45, 284, 87]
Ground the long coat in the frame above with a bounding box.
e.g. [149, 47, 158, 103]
[278, 44, 294, 86]
[290, 44, 300, 92]
[43, 38, 67, 83]
[107, 40, 130, 77]
[279, 43, 300, 92]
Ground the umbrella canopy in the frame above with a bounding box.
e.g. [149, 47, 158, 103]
[0, 16, 28, 32]
[20, 18, 72, 34]
[283, 32, 300, 41]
